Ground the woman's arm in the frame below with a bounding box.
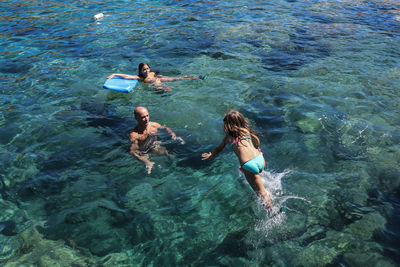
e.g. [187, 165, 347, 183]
[107, 73, 140, 79]
[158, 75, 199, 82]
[201, 135, 229, 160]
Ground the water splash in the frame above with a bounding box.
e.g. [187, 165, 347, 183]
[244, 170, 310, 247]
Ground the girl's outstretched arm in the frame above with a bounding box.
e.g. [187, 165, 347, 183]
[201, 135, 229, 160]
[107, 73, 140, 79]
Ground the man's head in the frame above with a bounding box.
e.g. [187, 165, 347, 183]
[134, 106, 150, 126]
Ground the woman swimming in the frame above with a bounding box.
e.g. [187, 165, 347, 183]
[107, 62, 200, 91]
[201, 110, 273, 210]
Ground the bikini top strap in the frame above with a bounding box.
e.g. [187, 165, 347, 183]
[233, 136, 251, 145]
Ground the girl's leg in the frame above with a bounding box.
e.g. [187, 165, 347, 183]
[244, 170, 273, 210]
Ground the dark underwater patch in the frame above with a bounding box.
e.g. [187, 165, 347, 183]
[197, 229, 250, 265]
[0, 220, 17, 236]
[259, 28, 331, 72]
[200, 51, 236, 60]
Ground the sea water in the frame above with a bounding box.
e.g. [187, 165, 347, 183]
[1, 0, 400, 265]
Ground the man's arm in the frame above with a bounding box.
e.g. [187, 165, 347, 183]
[157, 123, 185, 144]
[129, 132, 154, 174]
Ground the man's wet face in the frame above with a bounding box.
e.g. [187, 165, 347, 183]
[135, 109, 149, 126]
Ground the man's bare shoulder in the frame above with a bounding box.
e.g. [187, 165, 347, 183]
[129, 129, 140, 141]
[150, 121, 162, 128]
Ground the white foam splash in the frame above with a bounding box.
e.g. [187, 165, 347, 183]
[244, 170, 310, 244]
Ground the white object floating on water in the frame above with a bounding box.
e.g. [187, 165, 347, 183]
[94, 13, 104, 20]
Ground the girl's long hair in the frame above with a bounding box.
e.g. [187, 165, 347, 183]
[223, 110, 260, 148]
[138, 62, 149, 78]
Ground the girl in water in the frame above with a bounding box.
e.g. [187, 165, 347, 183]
[107, 62, 200, 91]
[201, 110, 273, 210]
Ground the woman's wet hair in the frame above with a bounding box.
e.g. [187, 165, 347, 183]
[138, 62, 150, 78]
[223, 110, 260, 148]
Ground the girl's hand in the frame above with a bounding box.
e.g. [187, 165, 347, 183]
[107, 74, 115, 79]
[201, 152, 212, 160]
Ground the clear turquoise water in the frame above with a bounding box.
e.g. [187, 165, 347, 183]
[1, 0, 400, 265]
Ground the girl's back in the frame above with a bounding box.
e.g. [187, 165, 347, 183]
[229, 131, 261, 165]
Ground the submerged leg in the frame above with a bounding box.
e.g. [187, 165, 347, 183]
[244, 170, 273, 211]
[151, 145, 172, 159]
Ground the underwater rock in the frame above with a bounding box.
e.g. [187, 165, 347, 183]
[6, 164, 40, 191]
[195, 229, 251, 266]
[200, 51, 236, 60]
[261, 26, 331, 72]
[125, 183, 159, 213]
[2, 224, 98, 266]
[85, 232, 126, 257]
[100, 252, 131, 266]
[296, 229, 359, 266]
[93, 198, 127, 213]
[297, 243, 337, 266]
[302, 134, 329, 173]
[49, 198, 128, 227]
[307, 195, 358, 232]
[0, 199, 26, 237]
[42, 197, 133, 257]
[80, 101, 115, 117]
[295, 115, 321, 134]
[272, 93, 304, 108]
[0, 220, 16, 236]
[344, 253, 396, 267]
[334, 169, 371, 206]
[276, 212, 308, 243]
[342, 241, 396, 267]
[332, 190, 367, 228]
[250, 107, 285, 130]
[0, 175, 9, 200]
[344, 212, 386, 241]
[332, 143, 366, 161]
[47, 209, 129, 257]
[299, 224, 327, 246]
[211, 229, 249, 258]
[285, 107, 322, 134]
[377, 167, 400, 193]
[305, 23, 361, 39]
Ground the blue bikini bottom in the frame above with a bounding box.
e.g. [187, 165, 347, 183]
[241, 153, 264, 174]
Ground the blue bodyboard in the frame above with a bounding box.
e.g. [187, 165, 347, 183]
[103, 77, 138, 93]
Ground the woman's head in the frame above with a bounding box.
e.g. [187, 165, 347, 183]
[138, 62, 151, 78]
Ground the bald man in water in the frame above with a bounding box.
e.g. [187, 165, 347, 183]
[130, 106, 184, 174]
